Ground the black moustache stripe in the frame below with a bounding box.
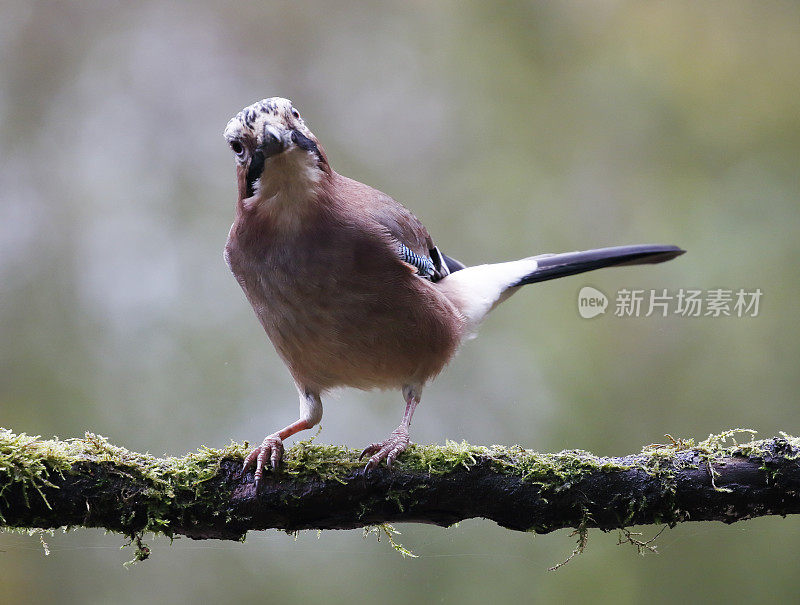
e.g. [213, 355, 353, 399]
[245, 150, 265, 198]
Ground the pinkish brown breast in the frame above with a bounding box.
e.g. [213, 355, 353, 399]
[225, 194, 465, 393]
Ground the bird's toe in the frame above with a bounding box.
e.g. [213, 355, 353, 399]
[243, 434, 284, 488]
[360, 428, 410, 471]
[359, 442, 382, 460]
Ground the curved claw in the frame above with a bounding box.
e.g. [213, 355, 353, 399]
[359, 427, 410, 472]
[359, 442, 383, 472]
[359, 442, 381, 460]
[242, 434, 284, 489]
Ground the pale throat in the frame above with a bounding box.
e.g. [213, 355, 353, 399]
[245, 149, 325, 229]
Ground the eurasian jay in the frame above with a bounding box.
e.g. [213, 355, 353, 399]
[223, 97, 684, 488]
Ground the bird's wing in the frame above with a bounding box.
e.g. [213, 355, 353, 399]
[369, 191, 465, 281]
[334, 174, 465, 280]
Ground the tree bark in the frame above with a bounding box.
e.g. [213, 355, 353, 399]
[2, 429, 799, 544]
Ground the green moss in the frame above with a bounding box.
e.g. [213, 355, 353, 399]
[280, 435, 637, 495]
[363, 523, 417, 558]
[400, 440, 487, 474]
[399, 441, 634, 493]
[283, 439, 360, 484]
[0, 428, 248, 537]
[2, 426, 793, 562]
[547, 508, 591, 571]
[0, 429, 66, 517]
[3, 427, 780, 523]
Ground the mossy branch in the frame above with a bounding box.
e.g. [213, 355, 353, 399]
[2, 428, 800, 546]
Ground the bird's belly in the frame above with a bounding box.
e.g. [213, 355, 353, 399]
[243, 260, 462, 392]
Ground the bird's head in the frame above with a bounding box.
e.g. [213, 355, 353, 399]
[224, 97, 328, 202]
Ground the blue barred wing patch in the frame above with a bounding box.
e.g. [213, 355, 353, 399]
[397, 243, 436, 279]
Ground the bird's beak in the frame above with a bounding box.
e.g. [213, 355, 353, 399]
[259, 125, 285, 159]
[242, 126, 286, 199]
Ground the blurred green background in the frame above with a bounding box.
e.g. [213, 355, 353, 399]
[1, 1, 799, 603]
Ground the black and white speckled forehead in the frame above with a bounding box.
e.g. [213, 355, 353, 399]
[223, 97, 307, 144]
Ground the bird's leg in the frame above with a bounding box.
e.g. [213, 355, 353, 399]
[243, 389, 322, 488]
[360, 384, 421, 470]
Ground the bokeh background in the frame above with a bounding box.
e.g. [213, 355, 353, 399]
[2, 1, 799, 603]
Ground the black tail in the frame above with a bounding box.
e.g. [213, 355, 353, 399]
[514, 244, 685, 286]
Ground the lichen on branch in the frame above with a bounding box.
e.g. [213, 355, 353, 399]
[2, 427, 800, 559]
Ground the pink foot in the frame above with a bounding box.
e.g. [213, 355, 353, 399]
[243, 434, 284, 488]
[359, 426, 410, 470]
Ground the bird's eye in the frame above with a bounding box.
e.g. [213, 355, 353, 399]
[230, 140, 244, 155]
[291, 109, 301, 120]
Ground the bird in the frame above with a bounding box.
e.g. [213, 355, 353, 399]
[223, 97, 684, 488]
